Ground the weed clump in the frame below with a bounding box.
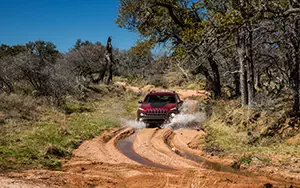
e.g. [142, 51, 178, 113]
[0, 93, 38, 120]
[45, 144, 70, 158]
[64, 103, 93, 114]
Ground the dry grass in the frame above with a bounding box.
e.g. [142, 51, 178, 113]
[203, 99, 300, 167]
[0, 88, 139, 171]
[0, 93, 40, 121]
[114, 75, 206, 91]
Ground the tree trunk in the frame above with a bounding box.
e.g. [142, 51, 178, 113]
[99, 64, 107, 83]
[191, 64, 217, 97]
[255, 72, 262, 89]
[290, 15, 300, 113]
[245, 21, 255, 108]
[106, 62, 113, 84]
[237, 30, 248, 106]
[208, 51, 221, 98]
[176, 60, 190, 81]
[291, 56, 299, 112]
[234, 72, 240, 96]
[190, 53, 220, 98]
[106, 37, 113, 84]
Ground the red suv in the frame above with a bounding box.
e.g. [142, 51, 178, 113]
[137, 91, 183, 127]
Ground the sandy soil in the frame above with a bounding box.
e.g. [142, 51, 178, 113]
[1, 85, 299, 188]
[1, 127, 299, 188]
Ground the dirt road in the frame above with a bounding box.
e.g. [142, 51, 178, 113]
[1, 86, 299, 188]
[1, 126, 299, 188]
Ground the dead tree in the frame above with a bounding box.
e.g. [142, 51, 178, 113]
[105, 37, 114, 84]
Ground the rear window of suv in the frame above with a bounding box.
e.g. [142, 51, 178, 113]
[144, 94, 176, 103]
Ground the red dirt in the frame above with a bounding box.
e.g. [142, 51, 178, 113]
[1, 127, 299, 188]
[1, 86, 299, 187]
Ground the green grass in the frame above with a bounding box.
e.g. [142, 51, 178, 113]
[0, 91, 139, 172]
[240, 156, 252, 165]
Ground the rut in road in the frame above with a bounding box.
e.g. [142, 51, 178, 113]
[1, 96, 299, 187]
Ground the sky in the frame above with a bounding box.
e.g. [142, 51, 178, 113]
[0, 0, 138, 53]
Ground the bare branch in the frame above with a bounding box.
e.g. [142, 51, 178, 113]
[284, 8, 300, 15]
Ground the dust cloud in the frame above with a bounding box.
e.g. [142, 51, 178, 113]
[121, 100, 206, 130]
[163, 112, 206, 129]
[121, 119, 146, 129]
[163, 100, 206, 129]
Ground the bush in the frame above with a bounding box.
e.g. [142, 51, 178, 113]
[147, 75, 168, 88]
[0, 93, 38, 120]
[164, 72, 186, 87]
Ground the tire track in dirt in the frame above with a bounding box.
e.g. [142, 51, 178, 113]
[114, 95, 300, 187]
[1, 86, 299, 187]
[169, 128, 237, 173]
[65, 127, 138, 166]
[116, 132, 172, 170]
[133, 128, 201, 169]
[2, 126, 299, 188]
[115, 127, 300, 187]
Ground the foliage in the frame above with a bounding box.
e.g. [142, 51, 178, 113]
[0, 40, 111, 105]
[117, 0, 300, 111]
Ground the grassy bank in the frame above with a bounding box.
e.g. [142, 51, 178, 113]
[203, 99, 300, 168]
[0, 89, 139, 171]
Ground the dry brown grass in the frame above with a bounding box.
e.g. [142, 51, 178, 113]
[204, 99, 300, 168]
[0, 86, 140, 172]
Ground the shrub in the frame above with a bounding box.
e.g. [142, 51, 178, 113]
[0, 93, 38, 120]
[147, 74, 168, 88]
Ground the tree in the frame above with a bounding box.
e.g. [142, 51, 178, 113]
[115, 43, 154, 78]
[74, 39, 93, 50]
[0, 56, 17, 93]
[259, 0, 300, 112]
[16, 41, 59, 95]
[117, 0, 223, 98]
[280, 1, 300, 112]
[67, 41, 107, 87]
[67, 38, 115, 86]
[105, 37, 114, 84]
[0, 41, 77, 105]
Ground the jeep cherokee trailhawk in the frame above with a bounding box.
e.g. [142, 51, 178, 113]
[137, 91, 183, 127]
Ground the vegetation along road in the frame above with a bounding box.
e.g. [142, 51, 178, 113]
[1, 0, 300, 187]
